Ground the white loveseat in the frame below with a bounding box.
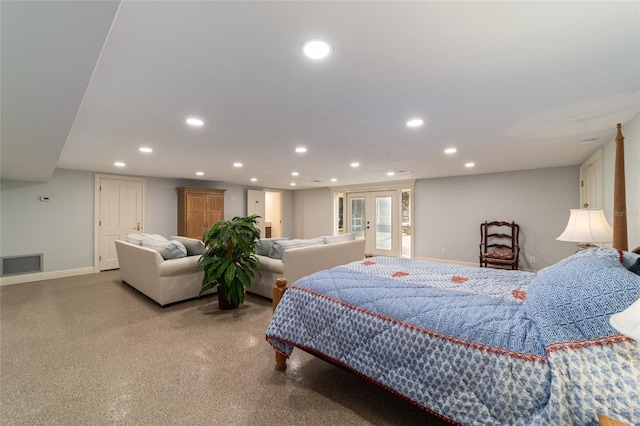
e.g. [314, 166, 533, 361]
[115, 240, 215, 306]
[249, 238, 366, 299]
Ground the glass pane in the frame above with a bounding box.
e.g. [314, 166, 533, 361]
[402, 189, 411, 258]
[375, 196, 392, 251]
[350, 197, 365, 240]
[338, 194, 344, 234]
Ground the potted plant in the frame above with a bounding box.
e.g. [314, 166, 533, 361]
[198, 215, 261, 309]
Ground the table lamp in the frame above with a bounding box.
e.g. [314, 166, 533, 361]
[610, 299, 640, 341]
[557, 209, 613, 249]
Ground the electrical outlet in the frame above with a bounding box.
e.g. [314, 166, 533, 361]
[441, 248, 447, 254]
[530, 256, 536, 264]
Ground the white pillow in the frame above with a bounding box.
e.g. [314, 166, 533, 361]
[142, 237, 187, 260]
[255, 238, 289, 256]
[170, 236, 206, 256]
[126, 233, 148, 245]
[268, 238, 324, 260]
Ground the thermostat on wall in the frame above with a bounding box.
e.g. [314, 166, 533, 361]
[40, 196, 51, 202]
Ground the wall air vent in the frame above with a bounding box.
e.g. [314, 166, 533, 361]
[1, 254, 43, 277]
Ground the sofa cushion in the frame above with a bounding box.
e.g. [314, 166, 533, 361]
[170, 236, 206, 256]
[126, 233, 149, 245]
[157, 254, 202, 277]
[255, 238, 289, 256]
[322, 233, 355, 244]
[142, 236, 187, 260]
[268, 238, 324, 260]
[256, 254, 285, 274]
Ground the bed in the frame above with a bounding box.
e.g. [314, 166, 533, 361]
[265, 124, 639, 425]
[266, 249, 640, 425]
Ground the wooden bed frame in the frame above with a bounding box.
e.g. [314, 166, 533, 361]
[269, 124, 630, 423]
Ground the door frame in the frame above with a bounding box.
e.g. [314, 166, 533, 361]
[332, 179, 415, 258]
[580, 148, 603, 210]
[346, 190, 399, 256]
[94, 174, 147, 272]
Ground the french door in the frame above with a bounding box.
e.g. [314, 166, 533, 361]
[346, 191, 399, 257]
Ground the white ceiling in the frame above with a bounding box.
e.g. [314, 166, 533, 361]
[2, 1, 639, 190]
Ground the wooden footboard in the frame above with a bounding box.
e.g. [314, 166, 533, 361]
[272, 277, 288, 371]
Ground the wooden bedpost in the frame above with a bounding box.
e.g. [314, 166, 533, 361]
[612, 123, 628, 251]
[272, 277, 288, 371]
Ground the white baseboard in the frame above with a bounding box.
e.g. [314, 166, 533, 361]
[0, 267, 95, 286]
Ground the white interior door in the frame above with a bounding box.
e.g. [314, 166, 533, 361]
[97, 176, 145, 271]
[580, 149, 603, 209]
[346, 191, 399, 256]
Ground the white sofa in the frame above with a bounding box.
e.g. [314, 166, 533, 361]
[115, 240, 215, 306]
[249, 238, 366, 299]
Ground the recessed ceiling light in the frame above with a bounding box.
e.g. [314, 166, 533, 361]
[196, 171, 204, 176]
[302, 39, 332, 59]
[406, 118, 424, 128]
[387, 171, 395, 176]
[233, 162, 242, 168]
[330, 178, 337, 182]
[444, 148, 457, 154]
[350, 162, 360, 168]
[250, 178, 257, 182]
[295, 147, 307, 153]
[290, 182, 297, 186]
[114, 162, 125, 167]
[465, 162, 475, 168]
[139, 147, 153, 153]
[186, 117, 204, 126]
[291, 172, 299, 176]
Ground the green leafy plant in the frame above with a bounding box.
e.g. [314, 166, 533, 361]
[198, 215, 261, 308]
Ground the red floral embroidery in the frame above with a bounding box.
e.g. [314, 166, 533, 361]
[451, 276, 469, 284]
[362, 260, 376, 266]
[512, 290, 527, 300]
[392, 271, 409, 278]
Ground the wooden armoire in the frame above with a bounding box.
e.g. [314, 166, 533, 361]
[177, 187, 225, 239]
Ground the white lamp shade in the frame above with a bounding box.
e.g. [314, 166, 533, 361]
[610, 298, 640, 341]
[556, 209, 613, 243]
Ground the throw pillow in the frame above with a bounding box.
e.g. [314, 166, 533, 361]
[255, 238, 289, 256]
[126, 233, 148, 245]
[629, 258, 640, 276]
[142, 237, 187, 260]
[268, 238, 324, 260]
[170, 236, 206, 256]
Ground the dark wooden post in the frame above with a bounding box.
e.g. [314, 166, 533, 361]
[272, 277, 288, 371]
[612, 123, 628, 251]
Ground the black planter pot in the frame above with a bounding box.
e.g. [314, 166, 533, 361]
[217, 289, 238, 310]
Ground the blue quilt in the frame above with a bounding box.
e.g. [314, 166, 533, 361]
[266, 248, 640, 425]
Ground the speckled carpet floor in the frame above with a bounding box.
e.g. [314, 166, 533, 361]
[1, 271, 451, 425]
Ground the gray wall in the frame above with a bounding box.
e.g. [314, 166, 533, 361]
[0, 171, 294, 274]
[1, 169, 94, 270]
[290, 166, 580, 269]
[413, 166, 579, 268]
[291, 188, 333, 238]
